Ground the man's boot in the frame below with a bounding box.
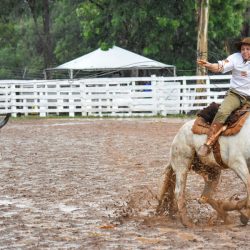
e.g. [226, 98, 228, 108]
[198, 122, 227, 157]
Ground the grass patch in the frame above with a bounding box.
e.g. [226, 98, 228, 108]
[6, 112, 196, 120]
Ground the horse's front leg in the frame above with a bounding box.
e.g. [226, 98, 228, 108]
[206, 197, 232, 224]
[230, 159, 250, 225]
[201, 180, 248, 223]
[198, 169, 232, 223]
[239, 175, 250, 225]
[198, 166, 221, 204]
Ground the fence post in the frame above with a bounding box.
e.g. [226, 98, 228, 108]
[10, 84, 17, 117]
[23, 84, 28, 116]
[68, 82, 75, 117]
[39, 83, 47, 117]
[0, 84, 10, 114]
[180, 78, 187, 114]
[56, 81, 61, 115]
[32, 82, 38, 115]
[81, 81, 87, 116]
[130, 81, 136, 116]
[206, 77, 211, 105]
[151, 75, 158, 116]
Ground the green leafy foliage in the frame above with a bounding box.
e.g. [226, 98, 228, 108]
[52, 0, 85, 63]
[208, 0, 248, 60]
[76, 0, 197, 74]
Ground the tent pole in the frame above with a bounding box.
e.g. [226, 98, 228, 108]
[43, 70, 47, 80]
[69, 69, 73, 79]
[173, 66, 176, 76]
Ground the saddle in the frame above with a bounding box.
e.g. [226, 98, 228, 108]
[192, 102, 250, 167]
[192, 102, 250, 136]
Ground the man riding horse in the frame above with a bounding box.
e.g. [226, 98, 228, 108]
[197, 37, 250, 157]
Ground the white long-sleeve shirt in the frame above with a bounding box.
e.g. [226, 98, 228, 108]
[218, 53, 250, 96]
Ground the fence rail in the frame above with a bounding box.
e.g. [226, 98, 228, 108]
[0, 75, 231, 117]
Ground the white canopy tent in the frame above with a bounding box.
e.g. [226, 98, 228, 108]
[48, 46, 176, 79]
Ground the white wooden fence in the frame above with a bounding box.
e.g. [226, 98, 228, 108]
[0, 75, 231, 117]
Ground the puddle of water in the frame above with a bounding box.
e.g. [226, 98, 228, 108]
[57, 204, 80, 213]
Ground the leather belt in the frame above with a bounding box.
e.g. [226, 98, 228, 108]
[229, 89, 250, 101]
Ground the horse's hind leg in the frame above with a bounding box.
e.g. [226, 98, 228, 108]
[157, 160, 192, 227]
[174, 165, 192, 227]
[157, 163, 177, 216]
[171, 144, 194, 227]
[161, 123, 195, 227]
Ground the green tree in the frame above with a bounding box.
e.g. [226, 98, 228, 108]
[0, 0, 84, 79]
[0, 0, 50, 79]
[208, 0, 248, 60]
[0, 0, 28, 78]
[77, 0, 248, 75]
[76, 0, 200, 74]
[26, 0, 55, 71]
[52, 0, 85, 64]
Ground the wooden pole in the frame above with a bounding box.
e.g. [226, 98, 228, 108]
[196, 0, 209, 101]
[196, 0, 209, 77]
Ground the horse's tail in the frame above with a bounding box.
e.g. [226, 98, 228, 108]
[156, 162, 177, 215]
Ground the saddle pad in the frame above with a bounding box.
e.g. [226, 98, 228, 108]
[192, 111, 250, 136]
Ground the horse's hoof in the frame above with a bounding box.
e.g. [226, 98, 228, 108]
[240, 212, 249, 225]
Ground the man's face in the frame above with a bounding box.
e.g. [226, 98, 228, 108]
[241, 44, 250, 61]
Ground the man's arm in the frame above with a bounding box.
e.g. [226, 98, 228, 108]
[197, 59, 222, 73]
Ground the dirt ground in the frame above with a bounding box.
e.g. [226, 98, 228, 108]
[0, 117, 250, 249]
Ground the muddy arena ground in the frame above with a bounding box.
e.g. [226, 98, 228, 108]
[0, 117, 250, 249]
